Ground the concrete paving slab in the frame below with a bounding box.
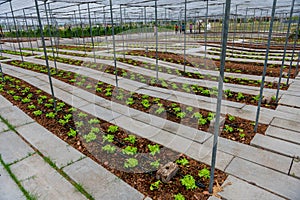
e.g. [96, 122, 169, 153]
[271, 117, 300, 133]
[0, 106, 34, 128]
[276, 105, 300, 116]
[0, 120, 8, 133]
[225, 157, 300, 200]
[251, 134, 300, 157]
[0, 95, 13, 109]
[16, 123, 85, 168]
[219, 176, 284, 200]
[80, 103, 122, 122]
[279, 95, 300, 107]
[0, 165, 26, 200]
[63, 157, 144, 200]
[290, 158, 300, 179]
[0, 131, 35, 164]
[266, 126, 300, 145]
[10, 154, 86, 200]
[218, 137, 292, 173]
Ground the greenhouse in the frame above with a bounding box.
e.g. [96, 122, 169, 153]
[0, 0, 299, 199]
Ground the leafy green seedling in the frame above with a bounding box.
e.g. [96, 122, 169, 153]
[46, 112, 56, 119]
[78, 112, 88, 118]
[176, 158, 189, 166]
[150, 180, 162, 191]
[150, 160, 160, 168]
[102, 134, 114, 143]
[180, 175, 197, 190]
[124, 135, 137, 144]
[107, 125, 119, 133]
[224, 125, 234, 133]
[67, 128, 77, 137]
[102, 144, 116, 154]
[83, 132, 97, 142]
[27, 104, 36, 110]
[124, 158, 138, 168]
[88, 118, 100, 124]
[122, 146, 137, 155]
[75, 121, 84, 128]
[198, 168, 210, 179]
[228, 114, 235, 121]
[33, 110, 42, 116]
[174, 193, 185, 200]
[148, 144, 160, 156]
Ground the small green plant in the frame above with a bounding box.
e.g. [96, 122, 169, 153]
[83, 132, 97, 142]
[126, 97, 134, 105]
[33, 110, 42, 116]
[141, 99, 151, 108]
[180, 175, 197, 190]
[102, 134, 114, 143]
[90, 127, 100, 134]
[67, 128, 77, 137]
[102, 144, 116, 153]
[198, 117, 207, 125]
[174, 193, 185, 200]
[88, 118, 100, 124]
[148, 144, 160, 156]
[13, 95, 21, 101]
[122, 146, 137, 155]
[150, 180, 162, 191]
[27, 104, 36, 110]
[176, 158, 189, 166]
[58, 119, 68, 126]
[124, 158, 138, 168]
[198, 168, 210, 179]
[155, 107, 165, 115]
[75, 121, 84, 128]
[236, 92, 245, 101]
[78, 112, 87, 118]
[207, 112, 215, 121]
[253, 94, 260, 101]
[224, 125, 234, 133]
[124, 135, 137, 144]
[46, 112, 56, 119]
[228, 114, 235, 121]
[107, 125, 119, 133]
[192, 112, 202, 119]
[150, 159, 160, 168]
[186, 106, 193, 113]
[176, 112, 186, 119]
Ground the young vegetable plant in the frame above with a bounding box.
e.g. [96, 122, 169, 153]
[228, 114, 235, 121]
[124, 135, 137, 144]
[102, 144, 116, 154]
[33, 110, 42, 116]
[224, 125, 234, 133]
[176, 158, 189, 166]
[150, 159, 160, 168]
[180, 175, 197, 190]
[198, 168, 210, 179]
[88, 118, 100, 124]
[102, 134, 114, 143]
[236, 92, 245, 101]
[46, 112, 56, 119]
[122, 146, 137, 155]
[84, 132, 97, 142]
[67, 128, 77, 137]
[147, 144, 160, 156]
[107, 125, 119, 133]
[124, 158, 138, 168]
[174, 193, 185, 200]
[150, 180, 162, 191]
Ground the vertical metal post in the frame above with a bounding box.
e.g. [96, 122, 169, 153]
[0, 42, 4, 80]
[34, 0, 56, 111]
[109, 0, 118, 87]
[275, 0, 295, 103]
[155, 0, 159, 82]
[44, 1, 57, 72]
[78, 5, 86, 54]
[183, 0, 187, 72]
[254, 0, 277, 132]
[103, 6, 109, 53]
[23, 9, 34, 54]
[87, 3, 96, 62]
[120, 5, 125, 58]
[242, 8, 248, 50]
[204, 0, 208, 65]
[9, 0, 23, 61]
[144, 7, 147, 41]
[296, 51, 300, 76]
[286, 15, 300, 85]
[208, 0, 231, 194]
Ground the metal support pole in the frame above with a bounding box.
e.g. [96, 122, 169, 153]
[9, 0, 23, 61]
[87, 3, 96, 62]
[296, 51, 300, 76]
[208, 0, 231, 194]
[204, 0, 208, 65]
[120, 5, 125, 59]
[109, 0, 118, 88]
[34, 0, 56, 111]
[183, 0, 187, 72]
[155, 0, 159, 82]
[254, 0, 277, 132]
[23, 9, 34, 54]
[103, 6, 109, 53]
[275, 0, 295, 103]
[78, 5, 86, 54]
[242, 8, 248, 49]
[286, 15, 300, 85]
[44, 1, 57, 72]
[144, 7, 147, 42]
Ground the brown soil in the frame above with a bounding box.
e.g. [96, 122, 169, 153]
[52, 45, 105, 52]
[0, 74, 227, 199]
